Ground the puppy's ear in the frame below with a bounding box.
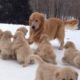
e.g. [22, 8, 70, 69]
[24, 29, 28, 35]
[63, 45, 68, 49]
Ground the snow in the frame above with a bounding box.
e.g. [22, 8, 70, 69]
[0, 23, 80, 80]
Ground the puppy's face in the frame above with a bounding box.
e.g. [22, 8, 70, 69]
[29, 12, 45, 31]
[64, 41, 75, 49]
[54, 68, 78, 80]
[17, 27, 28, 36]
[14, 31, 24, 39]
[2, 31, 13, 39]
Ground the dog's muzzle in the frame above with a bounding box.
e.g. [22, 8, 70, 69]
[32, 25, 35, 30]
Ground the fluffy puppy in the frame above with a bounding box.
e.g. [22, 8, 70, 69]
[29, 12, 64, 49]
[0, 31, 14, 59]
[17, 26, 28, 36]
[35, 34, 56, 64]
[62, 41, 80, 68]
[12, 31, 33, 67]
[30, 55, 78, 80]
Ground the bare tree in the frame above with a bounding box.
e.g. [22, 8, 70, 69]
[29, 0, 80, 19]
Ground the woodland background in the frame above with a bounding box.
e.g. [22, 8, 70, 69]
[0, 0, 80, 26]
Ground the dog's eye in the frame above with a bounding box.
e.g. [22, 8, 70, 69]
[35, 20, 38, 22]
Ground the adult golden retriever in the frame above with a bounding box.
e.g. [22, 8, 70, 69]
[29, 12, 64, 49]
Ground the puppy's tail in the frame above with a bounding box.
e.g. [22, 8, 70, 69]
[30, 55, 45, 65]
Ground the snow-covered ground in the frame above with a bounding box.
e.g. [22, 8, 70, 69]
[0, 23, 80, 80]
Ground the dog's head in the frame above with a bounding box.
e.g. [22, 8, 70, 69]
[17, 26, 28, 36]
[29, 12, 45, 31]
[54, 67, 78, 80]
[14, 31, 24, 39]
[64, 41, 76, 49]
[1, 31, 13, 39]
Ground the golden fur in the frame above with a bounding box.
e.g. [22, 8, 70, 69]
[64, 19, 78, 26]
[30, 55, 78, 80]
[35, 34, 56, 64]
[63, 41, 80, 68]
[17, 26, 28, 36]
[12, 31, 33, 67]
[0, 31, 14, 59]
[64, 19, 78, 29]
[29, 12, 65, 49]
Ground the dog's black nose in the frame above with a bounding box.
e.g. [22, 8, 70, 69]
[32, 26, 35, 29]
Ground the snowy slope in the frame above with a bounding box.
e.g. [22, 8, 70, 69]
[0, 23, 80, 80]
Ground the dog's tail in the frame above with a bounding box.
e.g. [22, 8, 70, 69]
[30, 55, 45, 65]
[64, 19, 78, 30]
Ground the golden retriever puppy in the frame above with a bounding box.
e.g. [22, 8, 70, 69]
[62, 41, 80, 68]
[0, 31, 14, 59]
[35, 34, 56, 64]
[29, 12, 65, 49]
[17, 26, 28, 36]
[30, 55, 78, 80]
[12, 31, 33, 67]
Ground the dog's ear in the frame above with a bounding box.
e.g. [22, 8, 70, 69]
[41, 13, 47, 20]
[40, 13, 46, 25]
